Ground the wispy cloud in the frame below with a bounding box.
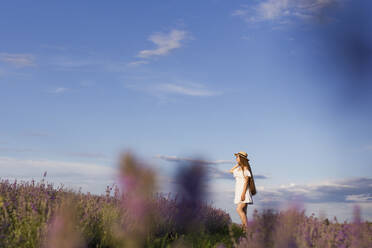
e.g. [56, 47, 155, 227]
[232, 0, 340, 24]
[243, 177, 372, 207]
[127, 60, 149, 67]
[68, 152, 107, 159]
[212, 177, 372, 223]
[48, 56, 131, 72]
[47, 56, 108, 71]
[210, 177, 372, 223]
[0, 147, 36, 153]
[155, 83, 219, 96]
[155, 154, 233, 165]
[345, 194, 372, 203]
[0, 156, 178, 197]
[50, 87, 69, 94]
[137, 29, 189, 58]
[0, 156, 117, 195]
[126, 82, 220, 98]
[0, 53, 35, 67]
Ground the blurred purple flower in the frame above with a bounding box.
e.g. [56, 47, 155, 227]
[116, 151, 158, 247]
[174, 158, 208, 234]
[42, 196, 86, 248]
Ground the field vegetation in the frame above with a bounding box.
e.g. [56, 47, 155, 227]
[0, 152, 371, 247]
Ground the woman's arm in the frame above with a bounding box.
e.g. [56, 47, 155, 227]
[228, 164, 240, 174]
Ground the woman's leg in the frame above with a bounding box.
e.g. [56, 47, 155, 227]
[243, 204, 247, 215]
[243, 204, 248, 228]
[236, 203, 248, 229]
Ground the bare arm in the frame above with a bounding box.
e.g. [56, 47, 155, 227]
[228, 164, 240, 174]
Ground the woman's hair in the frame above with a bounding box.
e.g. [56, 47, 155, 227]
[238, 156, 251, 171]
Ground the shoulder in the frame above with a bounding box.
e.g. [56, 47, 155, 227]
[243, 168, 251, 177]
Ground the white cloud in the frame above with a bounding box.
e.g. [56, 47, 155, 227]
[125, 81, 220, 98]
[47, 55, 145, 71]
[137, 29, 188, 58]
[0, 156, 117, 195]
[212, 176, 372, 222]
[50, 87, 69, 94]
[48, 56, 123, 72]
[155, 154, 233, 165]
[68, 152, 107, 159]
[127, 60, 149, 66]
[155, 83, 219, 96]
[232, 0, 340, 24]
[259, 0, 290, 20]
[49, 57, 101, 68]
[0, 147, 36, 153]
[0, 53, 35, 67]
[346, 194, 372, 202]
[221, 177, 372, 206]
[0, 156, 176, 197]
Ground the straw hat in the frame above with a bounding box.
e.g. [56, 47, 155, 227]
[234, 151, 250, 161]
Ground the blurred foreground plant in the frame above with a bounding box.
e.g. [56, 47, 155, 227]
[237, 205, 372, 248]
[42, 195, 86, 248]
[174, 159, 207, 235]
[112, 151, 160, 247]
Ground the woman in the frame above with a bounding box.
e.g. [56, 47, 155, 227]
[229, 151, 253, 231]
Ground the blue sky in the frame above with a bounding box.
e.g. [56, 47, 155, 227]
[1, 0, 372, 223]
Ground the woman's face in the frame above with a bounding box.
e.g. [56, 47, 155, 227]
[236, 155, 240, 163]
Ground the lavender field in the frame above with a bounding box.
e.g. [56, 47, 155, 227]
[0, 152, 371, 248]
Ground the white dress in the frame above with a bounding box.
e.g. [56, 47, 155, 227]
[233, 167, 253, 204]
